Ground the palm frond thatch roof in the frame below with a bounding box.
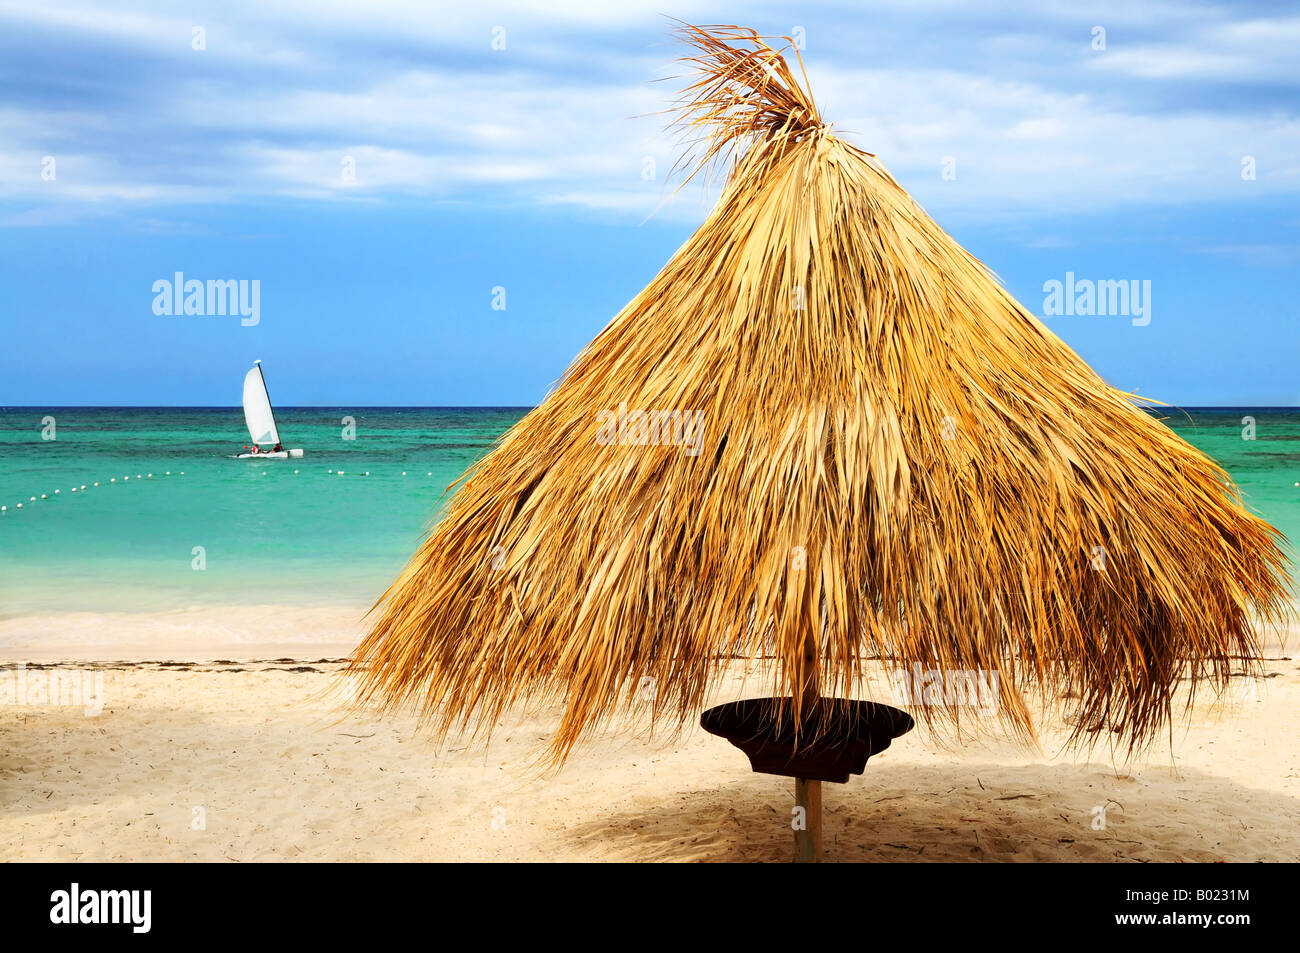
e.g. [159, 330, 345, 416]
[347, 24, 1291, 763]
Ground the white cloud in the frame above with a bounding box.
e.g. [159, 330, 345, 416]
[0, 0, 1297, 225]
[813, 66, 1300, 218]
[1199, 242, 1300, 267]
[1088, 16, 1300, 81]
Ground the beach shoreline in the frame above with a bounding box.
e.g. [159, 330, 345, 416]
[4, 606, 1292, 663]
[0, 604, 370, 663]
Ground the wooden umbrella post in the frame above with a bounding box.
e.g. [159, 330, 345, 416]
[794, 776, 822, 862]
[793, 626, 822, 863]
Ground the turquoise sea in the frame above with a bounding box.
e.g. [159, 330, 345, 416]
[1, 407, 1297, 616]
[0, 408, 527, 615]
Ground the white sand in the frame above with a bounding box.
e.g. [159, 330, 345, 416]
[1, 610, 1297, 862]
[0, 605, 366, 663]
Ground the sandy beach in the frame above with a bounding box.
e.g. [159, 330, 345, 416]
[0, 605, 368, 664]
[2, 610, 1296, 863]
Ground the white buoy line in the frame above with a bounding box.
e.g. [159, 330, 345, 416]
[316, 469, 434, 477]
[4, 467, 439, 515]
[3, 470, 185, 516]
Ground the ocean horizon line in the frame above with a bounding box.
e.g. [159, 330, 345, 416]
[0, 404, 537, 411]
[4, 404, 1299, 412]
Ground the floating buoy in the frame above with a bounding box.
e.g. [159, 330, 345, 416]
[41, 494, 47, 499]
[109, 478, 116, 484]
[53, 489, 59, 495]
[401, 471, 407, 476]
[71, 488, 77, 493]
[15, 503, 21, 509]
[147, 473, 153, 478]
[80, 485, 86, 490]
[1, 505, 6, 512]
[427, 471, 432, 476]
[165, 471, 171, 476]
[124, 476, 130, 481]
[338, 470, 345, 475]
[136, 474, 142, 479]
[328, 469, 334, 474]
[293, 469, 299, 474]
[30, 496, 36, 501]
[364, 471, 369, 476]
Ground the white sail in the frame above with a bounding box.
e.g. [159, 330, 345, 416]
[242, 364, 280, 446]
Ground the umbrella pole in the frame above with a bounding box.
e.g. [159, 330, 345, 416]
[794, 776, 822, 862]
[793, 627, 822, 863]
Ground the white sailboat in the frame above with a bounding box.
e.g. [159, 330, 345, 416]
[237, 361, 304, 459]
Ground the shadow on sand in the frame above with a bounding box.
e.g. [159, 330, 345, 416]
[565, 761, 1300, 862]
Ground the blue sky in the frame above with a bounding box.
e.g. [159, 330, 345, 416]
[0, 0, 1297, 406]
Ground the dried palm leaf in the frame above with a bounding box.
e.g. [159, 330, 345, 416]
[347, 24, 1291, 764]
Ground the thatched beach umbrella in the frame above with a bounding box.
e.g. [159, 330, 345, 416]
[348, 24, 1290, 861]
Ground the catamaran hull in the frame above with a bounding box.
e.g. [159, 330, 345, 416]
[237, 449, 304, 459]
